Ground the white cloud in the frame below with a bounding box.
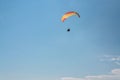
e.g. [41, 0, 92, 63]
[100, 55, 120, 66]
[112, 57, 120, 61]
[112, 69, 120, 75]
[61, 69, 120, 80]
[61, 77, 84, 80]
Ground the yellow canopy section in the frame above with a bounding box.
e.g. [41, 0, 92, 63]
[61, 11, 80, 22]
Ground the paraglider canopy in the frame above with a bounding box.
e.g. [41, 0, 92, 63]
[61, 11, 80, 22]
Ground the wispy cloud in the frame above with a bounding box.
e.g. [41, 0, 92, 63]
[100, 55, 120, 66]
[61, 69, 120, 80]
[114, 62, 120, 66]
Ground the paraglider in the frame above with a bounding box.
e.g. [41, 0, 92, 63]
[61, 11, 80, 32]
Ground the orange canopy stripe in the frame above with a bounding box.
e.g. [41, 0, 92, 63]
[61, 11, 80, 22]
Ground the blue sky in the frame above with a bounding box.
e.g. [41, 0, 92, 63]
[0, 0, 120, 80]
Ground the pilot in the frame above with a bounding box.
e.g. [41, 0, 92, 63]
[67, 28, 70, 32]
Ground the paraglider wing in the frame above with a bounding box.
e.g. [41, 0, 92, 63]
[61, 11, 80, 22]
